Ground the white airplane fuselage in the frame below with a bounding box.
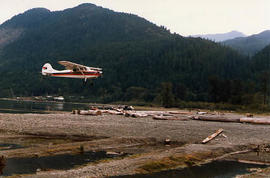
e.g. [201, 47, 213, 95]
[42, 63, 102, 79]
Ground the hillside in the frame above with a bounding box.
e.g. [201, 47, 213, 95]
[0, 3, 251, 105]
[0, 8, 51, 47]
[251, 44, 270, 72]
[193, 31, 246, 42]
[223, 30, 270, 56]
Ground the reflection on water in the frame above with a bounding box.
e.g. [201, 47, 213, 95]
[0, 156, 4, 175]
[1, 151, 118, 176]
[0, 143, 24, 151]
[117, 160, 267, 178]
[0, 99, 89, 113]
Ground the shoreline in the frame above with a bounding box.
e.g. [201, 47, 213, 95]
[0, 111, 270, 177]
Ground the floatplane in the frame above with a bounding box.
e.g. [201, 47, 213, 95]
[41, 61, 102, 84]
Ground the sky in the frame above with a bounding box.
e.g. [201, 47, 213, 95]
[0, 0, 270, 36]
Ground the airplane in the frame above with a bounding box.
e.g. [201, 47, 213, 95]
[41, 61, 102, 84]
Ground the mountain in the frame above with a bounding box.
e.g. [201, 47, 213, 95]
[0, 3, 250, 104]
[193, 31, 246, 42]
[0, 8, 51, 48]
[223, 30, 270, 56]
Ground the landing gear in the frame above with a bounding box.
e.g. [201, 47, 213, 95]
[82, 78, 87, 86]
[82, 78, 94, 87]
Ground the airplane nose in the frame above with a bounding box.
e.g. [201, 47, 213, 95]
[42, 71, 49, 76]
[99, 71, 103, 76]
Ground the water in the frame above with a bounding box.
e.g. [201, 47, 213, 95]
[116, 160, 267, 178]
[0, 143, 24, 151]
[0, 99, 89, 113]
[1, 151, 119, 176]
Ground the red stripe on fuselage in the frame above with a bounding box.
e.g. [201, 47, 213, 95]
[52, 73, 100, 76]
[51, 72, 100, 76]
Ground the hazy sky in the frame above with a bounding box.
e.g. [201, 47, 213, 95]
[1, 0, 270, 36]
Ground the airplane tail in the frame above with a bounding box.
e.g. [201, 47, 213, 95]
[42, 63, 55, 76]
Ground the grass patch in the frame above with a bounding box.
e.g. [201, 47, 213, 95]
[137, 150, 223, 174]
[138, 153, 204, 173]
[139, 158, 179, 173]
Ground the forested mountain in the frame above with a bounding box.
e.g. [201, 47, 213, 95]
[251, 45, 270, 70]
[0, 3, 266, 107]
[193, 31, 246, 42]
[223, 30, 270, 56]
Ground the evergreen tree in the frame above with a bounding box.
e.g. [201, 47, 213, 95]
[161, 82, 174, 108]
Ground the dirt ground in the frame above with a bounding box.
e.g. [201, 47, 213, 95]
[1, 111, 270, 177]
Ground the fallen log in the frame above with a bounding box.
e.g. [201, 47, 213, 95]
[112, 108, 123, 112]
[72, 110, 78, 114]
[124, 112, 148, 118]
[124, 111, 173, 117]
[221, 133, 227, 138]
[133, 113, 148, 117]
[106, 110, 124, 115]
[246, 113, 253, 117]
[168, 111, 190, 115]
[106, 151, 121, 155]
[136, 111, 171, 116]
[89, 104, 134, 111]
[202, 128, 224, 144]
[240, 117, 270, 125]
[236, 159, 270, 166]
[153, 115, 190, 121]
[193, 115, 240, 122]
[78, 110, 102, 116]
[123, 105, 134, 110]
[213, 150, 251, 161]
[197, 111, 207, 115]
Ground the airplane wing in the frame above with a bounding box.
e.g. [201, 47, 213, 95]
[58, 61, 102, 71]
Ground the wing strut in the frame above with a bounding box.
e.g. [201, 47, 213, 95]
[77, 66, 87, 82]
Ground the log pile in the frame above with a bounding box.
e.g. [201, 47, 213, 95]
[193, 115, 240, 122]
[72, 110, 102, 115]
[72, 107, 193, 120]
[72, 107, 270, 126]
[89, 104, 134, 111]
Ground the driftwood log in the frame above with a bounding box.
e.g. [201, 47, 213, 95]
[168, 111, 191, 115]
[197, 111, 207, 115]
[236, 159, 270, 166]
[202, 128, 224, 144]
[78, 110, 102, 116]
[153, 115, 190, 121]
[193, 115, 240, 122]
[105, 110, 124, 115]
[124, 112, 148, 118]
[240, 117, 270, 125]
[89, 105, 134, 111]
